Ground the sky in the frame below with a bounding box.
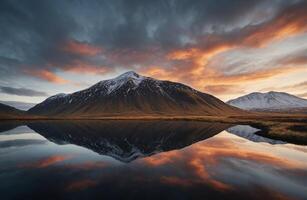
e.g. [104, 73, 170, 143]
[0, 0, 307, 103]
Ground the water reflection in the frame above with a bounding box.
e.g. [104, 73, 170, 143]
[27, 120, 231, 162]
[0, 121, 306, 200]
[227, 125, 286, 144]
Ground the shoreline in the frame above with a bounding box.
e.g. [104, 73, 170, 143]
[1, 114, 307, 145]
[1, 113, 307, 123]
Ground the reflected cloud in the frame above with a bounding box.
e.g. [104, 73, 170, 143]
[0, 122, 26, 134]
[140, 134, 307, 193]
[21, 155, 72, 168]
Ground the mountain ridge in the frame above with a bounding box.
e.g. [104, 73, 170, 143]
[0, 103, 25, 118]
[0, 100, 36, 111]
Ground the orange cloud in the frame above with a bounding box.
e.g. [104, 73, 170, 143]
[166, 43, 233, 77]
[26, 69, 69, 84]
[141, 66, 182, 82]
[62, 40, 102, 56]
[143, 65, 306, 90]
[189, 158, 233, 191]
[167, 48, 200, 60]
[142, 151, 181, 166]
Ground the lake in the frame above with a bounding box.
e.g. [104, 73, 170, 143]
[0, 120, 306, 200]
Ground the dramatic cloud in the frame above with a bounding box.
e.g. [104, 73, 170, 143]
[0, 86, 48, 96]
[158, 1, 307, 85]
[0, 0, 306, 101]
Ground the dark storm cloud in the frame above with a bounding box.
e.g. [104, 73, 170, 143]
[89, 0, 271, 49]
[0, 86, 48, 96]
[0, 0, 300, 83]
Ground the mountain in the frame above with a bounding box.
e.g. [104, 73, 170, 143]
[0, 103, 25, 118]
[227, 91, 307, 111]
[27, 120, 231, 162]
[28, 71, 243, 117]
[0, 100, 36, 111]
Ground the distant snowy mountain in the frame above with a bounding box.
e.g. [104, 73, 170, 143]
[28, 71, 243, 116]
[227, 91, 307, 111]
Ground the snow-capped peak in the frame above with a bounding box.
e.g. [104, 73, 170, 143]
[116, 71, 142, 79]
[100, 71, 147, 94]
[113, 71, 145, 85]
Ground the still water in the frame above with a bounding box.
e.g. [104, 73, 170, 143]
[0, 121, 306, 200]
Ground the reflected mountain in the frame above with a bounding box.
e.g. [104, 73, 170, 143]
[0, 125, 35, 135]
[0, 121, 25, 133]
[227, 125, 285, 144]
[27, 120, 231, 162]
